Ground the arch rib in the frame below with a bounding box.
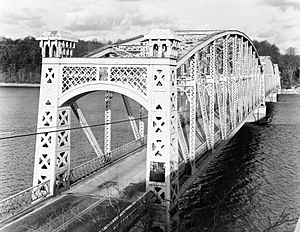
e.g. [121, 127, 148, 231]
[177, 30, 261, 68]
[59, 82, 149, 111]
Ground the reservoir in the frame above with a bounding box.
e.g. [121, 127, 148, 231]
[0, 87, 299, 231]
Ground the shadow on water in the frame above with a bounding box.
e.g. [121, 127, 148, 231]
[180, 94, 300, 232]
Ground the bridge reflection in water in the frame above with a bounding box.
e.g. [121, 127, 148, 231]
[0, 29, 280, 231]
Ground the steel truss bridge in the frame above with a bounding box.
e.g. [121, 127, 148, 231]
[0, 29, 280, 231]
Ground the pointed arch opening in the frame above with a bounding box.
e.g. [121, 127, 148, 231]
[52, 45, 57, 57]
[45, 45, 50, 57]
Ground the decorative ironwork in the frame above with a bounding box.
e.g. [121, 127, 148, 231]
[0, 180, 50, 220]
[70, 138, 146, 185]
[62, 66, 97, 93]
[110, 67, 147, 96]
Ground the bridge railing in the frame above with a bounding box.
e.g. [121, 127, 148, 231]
[0, 180, 50, 221]
[70, 137, 146, 185]
[100, 190, 154, 232]
[0, 138, 146, 222]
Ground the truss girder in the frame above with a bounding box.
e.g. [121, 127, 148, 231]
[237, 38, 244, 122]
[188, 56, 197, 171]
[216, 77, 227, 139]
[178, 31, 271, 152]
[197, 75, 215, 150]
[177, 61, 197, 171]
[216, 37, 229, 139]
[228, 36, 238, 129]
[260, 66, 266, 105]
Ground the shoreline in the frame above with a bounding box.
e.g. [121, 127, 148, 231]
[0, 83, 40, 88]
[280, 88, 300, 94]
[0, 83, 299, 94]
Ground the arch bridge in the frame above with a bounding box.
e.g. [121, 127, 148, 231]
[0, 29, 280, 231]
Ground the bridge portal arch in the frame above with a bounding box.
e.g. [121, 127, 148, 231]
[59, 83, 149, 160]
[59, 81, 149, 110]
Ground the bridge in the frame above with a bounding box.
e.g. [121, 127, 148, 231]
[0, 29, 280, 231]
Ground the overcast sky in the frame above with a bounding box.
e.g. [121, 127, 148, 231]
[0, 0, 299, 54]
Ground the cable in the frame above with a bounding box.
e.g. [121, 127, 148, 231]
[0, 109, 191, 135]
[0, 116, 148, 141]
[0, 109, 193, 141]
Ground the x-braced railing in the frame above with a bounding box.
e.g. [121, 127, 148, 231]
[0, 180, 50, 221]
[70, 137, 146, 185]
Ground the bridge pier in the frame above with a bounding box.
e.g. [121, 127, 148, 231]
[246, 104, 266, 123]
[247, 88, 279, 123]
[265, 91, 278, 103]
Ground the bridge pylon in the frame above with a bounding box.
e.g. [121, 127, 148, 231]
[144, 29, 180, 231]
[33, 31, 78, 196]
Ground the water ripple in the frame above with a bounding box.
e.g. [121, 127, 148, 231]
[180, 94, 300, 231]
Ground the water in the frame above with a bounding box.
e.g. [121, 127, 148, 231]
[0, 88, 299, 231]
[0, 87, 140, 199]
[180, 94, 300, 231]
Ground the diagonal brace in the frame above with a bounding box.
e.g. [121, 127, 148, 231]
[122, 95, 141, 140]
[71, 102, 104, 158]
[177, 115, 189, 163]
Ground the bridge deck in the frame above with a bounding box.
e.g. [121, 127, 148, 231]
[0, 147, 147, 232]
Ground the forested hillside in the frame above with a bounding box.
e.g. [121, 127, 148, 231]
[253, 40, 300, 89]
[0, 36, 299, 88]
[0, 37, 41, 83]
[0, 37, 104, 83]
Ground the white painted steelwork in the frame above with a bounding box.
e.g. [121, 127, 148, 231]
[29, 29, 281, 231]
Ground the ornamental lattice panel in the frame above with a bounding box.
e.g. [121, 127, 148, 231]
[110, 67, 147, 96]
[62, 66, 97, 93]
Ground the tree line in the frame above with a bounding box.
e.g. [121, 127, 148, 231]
[0, 37, 41, 83]
[253, 40, 300, 89]
[0, 37, 105, 83]
[0, 36, 299, 88]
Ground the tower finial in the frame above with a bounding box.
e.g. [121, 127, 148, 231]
[141, 29, 181, 59]
[37, 31, 78, 58]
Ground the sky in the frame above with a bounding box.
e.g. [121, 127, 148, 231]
[0, 0, 300, 54]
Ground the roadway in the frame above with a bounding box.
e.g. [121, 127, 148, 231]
[0, 147, 147, 232]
